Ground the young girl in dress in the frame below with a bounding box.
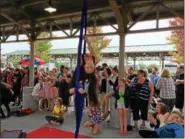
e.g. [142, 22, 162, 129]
[105, 78, 130, 135]
[45, 97, 65, 125]
[48, 73, 58, 111]
[32, 78, 47, 111]
[114, 78, 130, 134]
[84, 102, 104, 134]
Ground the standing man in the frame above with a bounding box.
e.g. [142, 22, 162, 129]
[149, 67, 160, 97]
[57, 65, 65, 78]
[127, 66, 137, 81]
[175, 65, 184, 114]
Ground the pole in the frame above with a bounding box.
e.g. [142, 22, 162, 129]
[119, 32, 126, 78]
[29, 41, 35, 86]
[161, 57, 164, 69]
[133, 57, 136, 70]
[69, 56, 73, 69]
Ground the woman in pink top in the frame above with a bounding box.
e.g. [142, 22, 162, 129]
[7, 69, 14, 87]
[22, 67, 29, 87]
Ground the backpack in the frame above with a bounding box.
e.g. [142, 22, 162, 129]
[0, 129, 26, 138]
[155, 123, 184, 138]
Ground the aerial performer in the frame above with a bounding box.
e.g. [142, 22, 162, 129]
[68, 0, 104, 137]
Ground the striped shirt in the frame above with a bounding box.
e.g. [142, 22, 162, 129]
[156, 77, 176, 99]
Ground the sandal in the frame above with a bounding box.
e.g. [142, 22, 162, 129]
[120, 129, 124, 134]
[122, 129, 128, 135]
[132, 126, 138, 131]
[103, 111, 110, 121]
[140, 124, 146, 130]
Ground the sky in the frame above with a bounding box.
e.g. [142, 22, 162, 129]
[1, 19, 172, 55]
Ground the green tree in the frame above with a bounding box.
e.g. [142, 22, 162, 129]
[12, 57, 22, 67]
[32, 33, 53, 63]
[167, 18, 184, 64]
[147, 64, 159, 70]
[86, 27, 111, 63]
[138, 63, 147, 69]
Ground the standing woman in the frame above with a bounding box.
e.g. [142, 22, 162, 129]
[130, 69, 154, 130]
[99, 71, 107, 114]
[56, 74, 72, 111]
[109, 66, 119, 88]
[48, 72, 58, 110]
[22, 67, 29, 87]
[156, 68, 176, 112]
[104, 67, 114, 118]
[12, 68, 22, 105]
[7, 68, 14, 87]
[34, 67, 40, 86]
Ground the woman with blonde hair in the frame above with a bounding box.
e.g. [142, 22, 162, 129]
[156, 68, 176, 112]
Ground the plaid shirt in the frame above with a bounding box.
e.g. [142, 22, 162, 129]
[156, 77, 176, 99]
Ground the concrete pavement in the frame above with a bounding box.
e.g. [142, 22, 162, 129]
[1, 107, 140, 138]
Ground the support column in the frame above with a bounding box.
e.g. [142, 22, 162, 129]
[161, 57, 164, 69]
[110, 32, 126, 128]
[109, 0, 132, 128]
[69, 56, 73, 69]
[119, 33, 126, 77]
[159, 53, 165, 69]
[23, 20, 38, 112]
[133, 57, 136, 70]
[6, 55, 9, 65]
[29, 41, 35, 86]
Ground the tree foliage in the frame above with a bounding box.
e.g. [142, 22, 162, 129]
[30, 33, 53, 63]
[148, 63, 160, 70]
[138, 63, 147, 69]
[167, 18, 184, 64]
[12, 57, 21, 67]
[86, 27, 111, 63]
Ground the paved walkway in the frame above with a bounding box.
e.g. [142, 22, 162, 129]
[1, 107, 140, 138]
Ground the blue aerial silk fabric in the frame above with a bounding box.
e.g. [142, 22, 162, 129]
[74, 0, 87, 138]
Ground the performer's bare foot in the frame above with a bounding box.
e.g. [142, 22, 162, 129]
[50, 120, 60, 125]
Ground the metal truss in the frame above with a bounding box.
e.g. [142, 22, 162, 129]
[5, 51, 173, 62]
[0, 0, 184, 43]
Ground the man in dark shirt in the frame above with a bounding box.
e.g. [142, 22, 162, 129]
[127, 66, 137, 81]
[175, 65, 184, 113]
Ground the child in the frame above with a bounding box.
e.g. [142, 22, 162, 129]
[84, 102, 104, 134]
[45, 98, 65, 125]
[32, 78, 47, 111]
[105, 78, 130, 134]
[114, 78, 130, 135]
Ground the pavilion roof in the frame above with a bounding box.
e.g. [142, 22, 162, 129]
[3, 44, 175, 57]
[0, 0, 183, 36]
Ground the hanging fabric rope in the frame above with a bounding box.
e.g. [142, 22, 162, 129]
[74, 0, 87, 138]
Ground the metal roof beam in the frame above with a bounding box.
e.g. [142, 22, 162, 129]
[21, 0, 47, 8]
[53, 20, 70, 37]
[160, 2, 184, 20]
[2, 26, 16, 42]
[109, 0, 124, 33]
[128, 5, 157, 30]
[97, 14, 118, 31]
[0, 12, 31, 40]
[128, 26, 184, 34]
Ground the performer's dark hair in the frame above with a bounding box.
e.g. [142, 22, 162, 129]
[82, 55, 98, 105]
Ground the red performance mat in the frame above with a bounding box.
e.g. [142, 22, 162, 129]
[27, 126, 91, 138]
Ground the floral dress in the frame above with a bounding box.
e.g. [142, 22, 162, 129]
[89, 107, 104, 124]
[48, 78, 58, 99]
